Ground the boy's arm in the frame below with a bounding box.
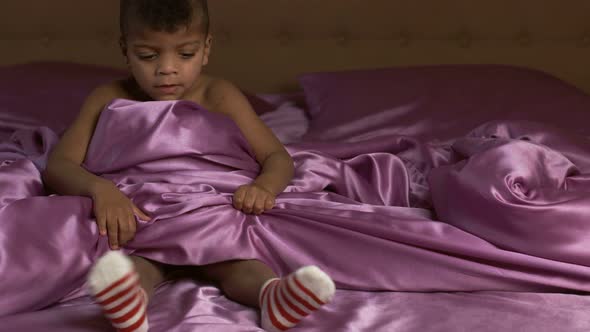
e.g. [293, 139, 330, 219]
[42, 84, 115, 196]
[43, 83, 148, 249]
[206, 79, 295, 196]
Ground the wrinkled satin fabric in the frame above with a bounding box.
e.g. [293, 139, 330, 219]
[3, 279, 590, 332]
[1, 99, 590, 326]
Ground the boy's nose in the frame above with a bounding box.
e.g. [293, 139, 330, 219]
[156, 66, 178, 75]
[156, 58, 178, 75]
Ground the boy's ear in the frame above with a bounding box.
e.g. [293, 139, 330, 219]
[119, 36, 128, 57]
[202, 34, 213, 66]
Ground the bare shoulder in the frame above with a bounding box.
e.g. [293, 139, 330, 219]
[80, 80, 132, 116]
[49, 79, 134, 163]
[204, 77, 239, 96]
[90, 80, 129, 101]
[201, 77, 249, 116]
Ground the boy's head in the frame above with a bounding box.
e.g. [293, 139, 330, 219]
[119, 0, 212, 101]
[120, 0, 209, 39]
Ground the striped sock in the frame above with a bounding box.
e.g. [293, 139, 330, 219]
[88, 251, 149, 332]
[259, 266, 335, 331]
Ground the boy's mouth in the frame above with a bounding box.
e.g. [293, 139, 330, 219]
[155, 84, 180, 94]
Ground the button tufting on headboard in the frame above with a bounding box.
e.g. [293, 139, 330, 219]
[216, 29, 232, 44]
[456, 29, 473, 48]
[1, 0, 590, 94]
[516, 29, 533, 47]
[276, 29, 292, 46]
[41, 37, 51, 48]
[334, 31, 351, 47]
[395, 29, 412, 47]
[579, 34, 590, 48]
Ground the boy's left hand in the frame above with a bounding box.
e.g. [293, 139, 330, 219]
[233, 183, 275, 215]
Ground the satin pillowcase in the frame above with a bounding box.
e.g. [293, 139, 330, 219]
[0, 62, 277, 134]
[298, 65, 590, 142]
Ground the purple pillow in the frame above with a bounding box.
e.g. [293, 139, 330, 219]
[298, 65, 590, 142]
[0, 62, 276, 136]
[243, 91, 276, 115]
[0, 62, 127, 135]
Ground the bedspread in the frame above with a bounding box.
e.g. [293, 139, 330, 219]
[1, 99, 590, 330]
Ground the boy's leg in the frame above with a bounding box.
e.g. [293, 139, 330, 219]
[196, 260, 336, 331]
[129, 255, 167, 300]
[196, 259, 277, 307]
[88, 252, 166, 332]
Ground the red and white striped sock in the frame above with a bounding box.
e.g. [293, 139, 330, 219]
[259, 266, 335, 331]
[88, 251, 149, 332]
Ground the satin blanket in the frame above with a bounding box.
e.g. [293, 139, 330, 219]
[1, 99, 590, 330]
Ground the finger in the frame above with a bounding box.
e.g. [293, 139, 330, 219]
[253, 197, 266, 215]
[118, 212, 130, 246]
[106, 213, 119, 250]
[120, 213, 135, 246]
[242, 188, 257, 214]
[123, 210, 136, 245]
[132, 204, 151, 221]
[128, 210, 137, 238]
[95, 210, 107, 236]
[233, 187, 246, 210]
[264, 196, 275, 210]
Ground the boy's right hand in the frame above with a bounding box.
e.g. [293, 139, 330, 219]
[91, 181, 151, 250]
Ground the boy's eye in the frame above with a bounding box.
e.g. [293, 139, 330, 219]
[137, 54, 157, 60]
[180, 53, 195, 58]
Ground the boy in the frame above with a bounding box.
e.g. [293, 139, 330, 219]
[42, 1, 334, 331]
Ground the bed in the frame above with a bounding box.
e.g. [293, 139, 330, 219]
[2, 1, 590, 331]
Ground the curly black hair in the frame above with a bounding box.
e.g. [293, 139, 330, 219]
[120, 0, 209, 37]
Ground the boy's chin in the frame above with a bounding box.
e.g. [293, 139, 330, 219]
[150, 93, 182, 101]
[155, 95, 180, 101]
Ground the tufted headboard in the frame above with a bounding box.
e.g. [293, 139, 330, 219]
[2, 0, 590, 93]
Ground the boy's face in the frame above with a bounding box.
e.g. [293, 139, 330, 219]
[121, 22, 211, 101]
